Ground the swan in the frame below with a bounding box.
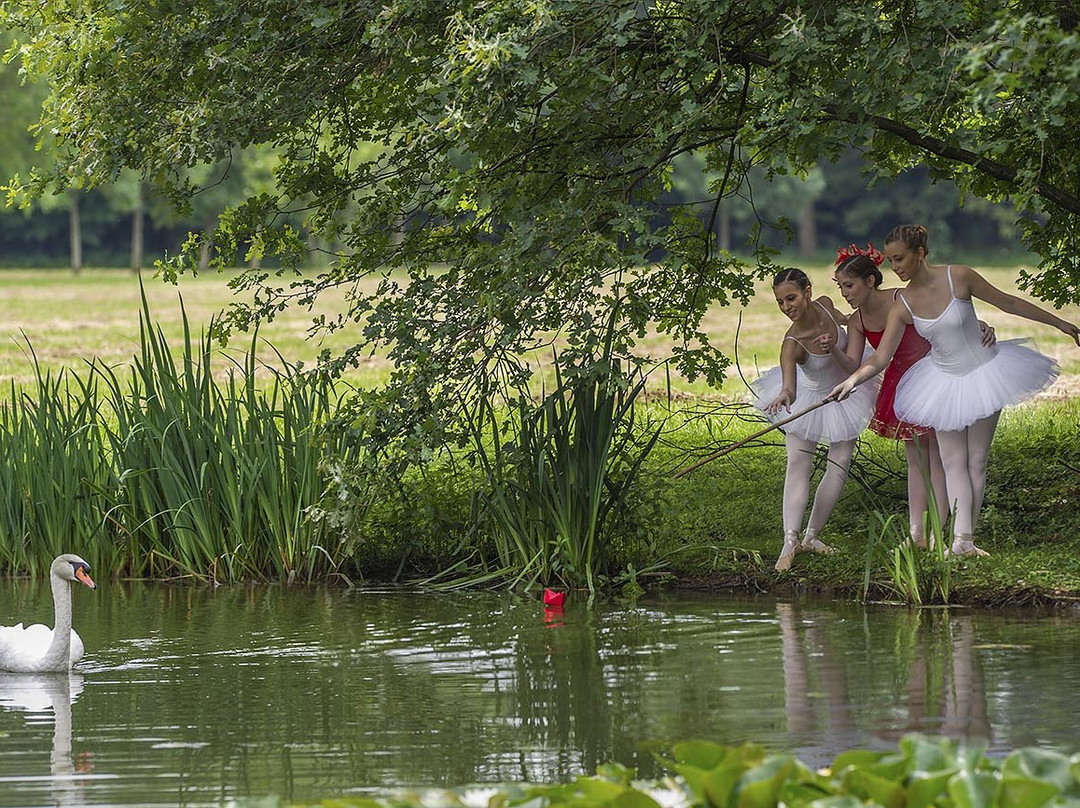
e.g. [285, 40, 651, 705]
[0, 554, 97, 673]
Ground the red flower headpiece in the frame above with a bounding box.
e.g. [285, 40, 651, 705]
[834, 242, 885, 268]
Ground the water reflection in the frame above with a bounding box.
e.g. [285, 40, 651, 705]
[0, 584, 1074, 807]
[0, 672, 88, 806]
[777, 602, 858, 757]
[776, 602, 991, 756]
[884, 608, 991, 743]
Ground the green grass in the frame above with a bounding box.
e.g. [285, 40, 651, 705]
[0, 268, 381, 388]
[3, 263, 1078, 399]
[0, 266, 1076, 601]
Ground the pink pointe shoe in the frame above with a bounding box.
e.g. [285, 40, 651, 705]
[800, 528, 836, 555]
[775, 531, 801, 571]
[950, 536, 989, 558]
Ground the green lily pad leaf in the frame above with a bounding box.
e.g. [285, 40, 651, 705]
[1003, 748, 1073, 791]
[735, 757, 794, 808]
[831, 750, 888, 775]
[671, 766, 710, 801]
[673, 741, 729, 770]
[612, 789, 663, 808]
[703, 765, 744, 808]
[948, 770, 1000, 808]
[998, 776, 1059, 808]
[842, 768, 905, 808]
[907, 770, 958, 808]
[900, 736, 957, 775]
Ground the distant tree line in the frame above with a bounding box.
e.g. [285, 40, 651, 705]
[0, 144, 1027, 271]
[1, 22, 1025, 272]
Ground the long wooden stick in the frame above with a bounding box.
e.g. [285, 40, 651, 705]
[673, 398, 834, 479]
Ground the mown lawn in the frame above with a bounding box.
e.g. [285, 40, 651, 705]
[4, 262, 1079, 398]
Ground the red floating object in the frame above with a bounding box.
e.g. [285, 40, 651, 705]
[542, 588, 566, 608]
[543, 605, 565, 628]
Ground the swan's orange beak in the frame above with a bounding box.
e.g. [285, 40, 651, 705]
[75, 566, 97, 590]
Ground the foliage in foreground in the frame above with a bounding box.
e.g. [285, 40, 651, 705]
[284, 734, 1080, 808]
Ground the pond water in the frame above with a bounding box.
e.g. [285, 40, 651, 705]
[0, 582, 1078, 807]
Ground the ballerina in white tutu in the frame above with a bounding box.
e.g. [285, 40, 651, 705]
[752, 268, 877, 570]
[834, 245, 996, 549]
[830, 224, 1080, 557]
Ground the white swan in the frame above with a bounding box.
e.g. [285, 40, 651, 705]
[0, 554, 97, 673]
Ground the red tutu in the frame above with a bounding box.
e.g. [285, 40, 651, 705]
[863, 317, 933, 441]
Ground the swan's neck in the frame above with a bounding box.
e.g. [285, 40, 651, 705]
[42, 572, 73, 669]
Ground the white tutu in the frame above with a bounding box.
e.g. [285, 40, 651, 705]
[894, 338, 1058, 431]
[751, 362, 876, 444]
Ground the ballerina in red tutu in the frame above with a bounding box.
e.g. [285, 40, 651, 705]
[831, 225, 1080, 557]
[834, 244, 993, 549]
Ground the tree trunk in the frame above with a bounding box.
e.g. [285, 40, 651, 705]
[130, 181, 145, 273]
[69, 192, 83, 275]
[798, 199, 817, 257]
[199, 217, 216, 272]
[718, 199, 731, 252]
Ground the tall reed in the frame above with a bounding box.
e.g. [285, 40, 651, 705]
[0, 347, 116, 577]
[0, 290, 360, 582]
[860, 500, 953, 606]
[470, 356, 660, 594]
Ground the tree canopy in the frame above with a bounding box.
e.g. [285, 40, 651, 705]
[4, 0, 1080, 454]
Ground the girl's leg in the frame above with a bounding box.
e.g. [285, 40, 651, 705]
[928, 434, 950, 533]
[936, 419, 997, 557]
[777, 434, 815, 570]
[905, 434, 949, 547]
[904, 437, 930, 547]
[802, 439, 856, 552]
[934, 428, 974, 535]
[966, 412, 1001, 532]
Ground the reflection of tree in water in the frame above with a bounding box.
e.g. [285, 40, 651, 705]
[512, 605, 613, 779]
[777, 603, 990, 758]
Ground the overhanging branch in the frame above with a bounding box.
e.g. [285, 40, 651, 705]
[823, 104, 1080, 216]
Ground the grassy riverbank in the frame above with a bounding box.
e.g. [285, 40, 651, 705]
[648, 398, 1080, 606]
[360, 395, 1080, 607]
[0, 267, 1077, 603]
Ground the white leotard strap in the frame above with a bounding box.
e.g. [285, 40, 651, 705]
[897, 292, 915, 317]
[946, 265, 955, 297]
[783, 334, 812, 353]
[815, 300, 841, 334]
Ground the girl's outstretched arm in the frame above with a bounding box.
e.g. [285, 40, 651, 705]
[764, 338, 802, 415]
[829, 302, 909, 400]
[962, 265, 1080, 345]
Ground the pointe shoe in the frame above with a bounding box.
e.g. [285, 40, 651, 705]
[905, 533, 928, 550]
[775, 531, 802, 571]
[800, 529, 836, 555]
[950, 537, 989, 558]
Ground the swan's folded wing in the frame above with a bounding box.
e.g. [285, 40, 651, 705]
[0, 623, 54, 652]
